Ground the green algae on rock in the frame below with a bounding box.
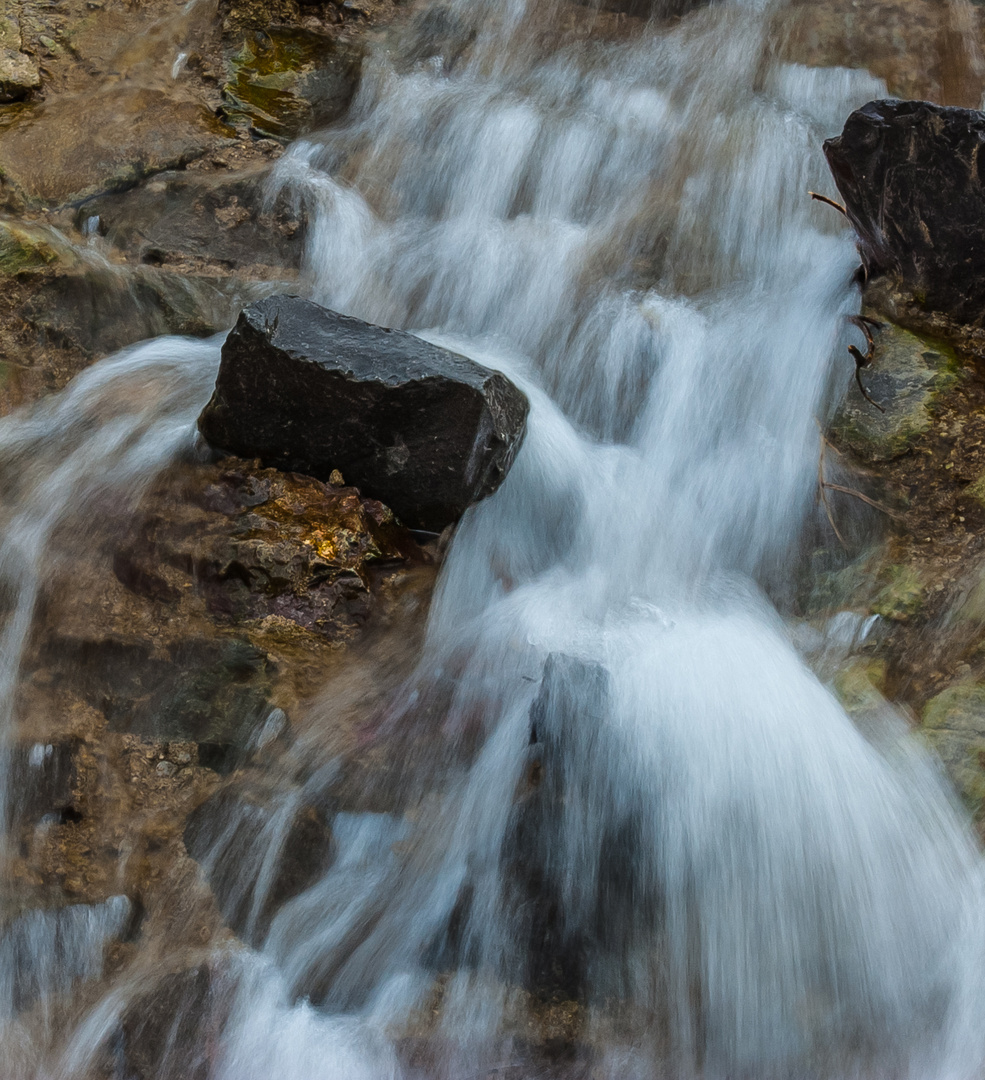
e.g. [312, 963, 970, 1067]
[221, 28, 363, 141]
[828, 319, 960, 463]
[922, 681, 985, 820]
[871, 562, 927, 622]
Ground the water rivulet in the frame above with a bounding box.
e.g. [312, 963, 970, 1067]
[2, 1, 985, 1078]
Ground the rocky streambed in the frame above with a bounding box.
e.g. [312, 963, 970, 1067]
[3, 0, 985, 1076]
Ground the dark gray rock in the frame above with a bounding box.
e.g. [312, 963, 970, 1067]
[7, 737, 81, 826]
[183, 777, 334, 947]
[823, 99, 985, 327]
[198, 296, 529, 531]
[76, 167, 304, 274]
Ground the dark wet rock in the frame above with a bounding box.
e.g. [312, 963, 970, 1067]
[184, 776, 334, 945]
[42, 634, 276, 748]
[503, 655, 604, 999]
[114, 961, 235, 1080]
[76, 167, 305, 275]
[198, 296, 530, 531]
[21, 262, 266, 359]
[0, 216, 273, 376]
[7, 737, 81, 826]
[824, 99, 985, 331]
[221, 27, 364, 140]
[495, 653, 650, 1003]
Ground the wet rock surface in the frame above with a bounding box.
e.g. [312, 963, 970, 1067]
[183, 775, 334, 946]
[824, 99, 985, 332]
[828, 320, 960, 463]
[772, 0, 985, 107]
[0, 87, 235, 208]
[0, 216, 277, 413]
[221, 27, 364, 140]
[77, 166, 305, 276]
[113, 456, 426, 641]
[198, 296, 530, 530]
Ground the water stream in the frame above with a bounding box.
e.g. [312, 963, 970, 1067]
[2, 0, 985, 1077]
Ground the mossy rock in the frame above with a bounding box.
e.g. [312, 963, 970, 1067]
[832, 657, 887, 715]
[221, 29, 363, 141]
[921, 682, 985, 819]
[870, 562, 925, 622]
[828, 319, 961, 463]
[0, 219, 73, 275]
[806, 545, 879, 615]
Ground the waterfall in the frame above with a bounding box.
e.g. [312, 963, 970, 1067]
[1, 0, 984, 1078]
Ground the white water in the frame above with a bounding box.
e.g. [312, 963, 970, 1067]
[1, 1, 985, 1078]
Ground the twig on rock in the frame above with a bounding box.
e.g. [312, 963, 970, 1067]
[846, 315, 886, 413]
[809, 190, 848, 215]
[818, 480, 903, 520]
[816, 434, 848, 549]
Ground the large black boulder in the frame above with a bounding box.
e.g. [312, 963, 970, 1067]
[198, 296, 529, 531]
[823, 99, 985, 327]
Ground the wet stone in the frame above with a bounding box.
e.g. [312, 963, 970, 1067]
[198, 296, 530, 531]
[827, 319, 960, 463]
[76, 167, 305, 275]
[922, 681, 985, 822]
[221, 27, 364, 141]
[113, 961, 235, 1080]
[0, 85, 233, 207]
[0, 48, 39, 102]
[824, 99, 985, 331]
[183, 776, 334, 946]
[6, 737, 81, 826]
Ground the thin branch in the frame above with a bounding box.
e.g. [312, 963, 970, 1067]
[817, 438, 848, 549]
[809, 190, 848, 216]
[848, 314, 875, 356]
[849, 346, 886, 413]
[846, 313, 886, 413]
[819, 480, 904, 520]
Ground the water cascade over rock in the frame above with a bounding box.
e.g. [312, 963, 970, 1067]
[0, 1, 983, 1079]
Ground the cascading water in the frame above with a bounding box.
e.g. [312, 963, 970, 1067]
[1, 0, 985, 1077]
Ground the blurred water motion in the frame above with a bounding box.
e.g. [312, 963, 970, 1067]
[0, 1, 984, 1078]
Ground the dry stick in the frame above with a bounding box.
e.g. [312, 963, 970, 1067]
[848, 344, 886, 413]
[819, 480, 904, 521]
[847, 310, 886, 414]
[816, 437, 848, 549]
[848, 314, 877, 355]
[809, 190, 848, 216]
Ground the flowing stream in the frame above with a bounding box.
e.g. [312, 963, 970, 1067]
[2, 0, 985, 1077]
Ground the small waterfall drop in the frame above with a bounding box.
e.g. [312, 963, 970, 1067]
[0, 1, 983, 1078]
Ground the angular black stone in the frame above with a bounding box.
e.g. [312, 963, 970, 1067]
[824, 99, 985, 326]
[197, 296, 529, 531]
